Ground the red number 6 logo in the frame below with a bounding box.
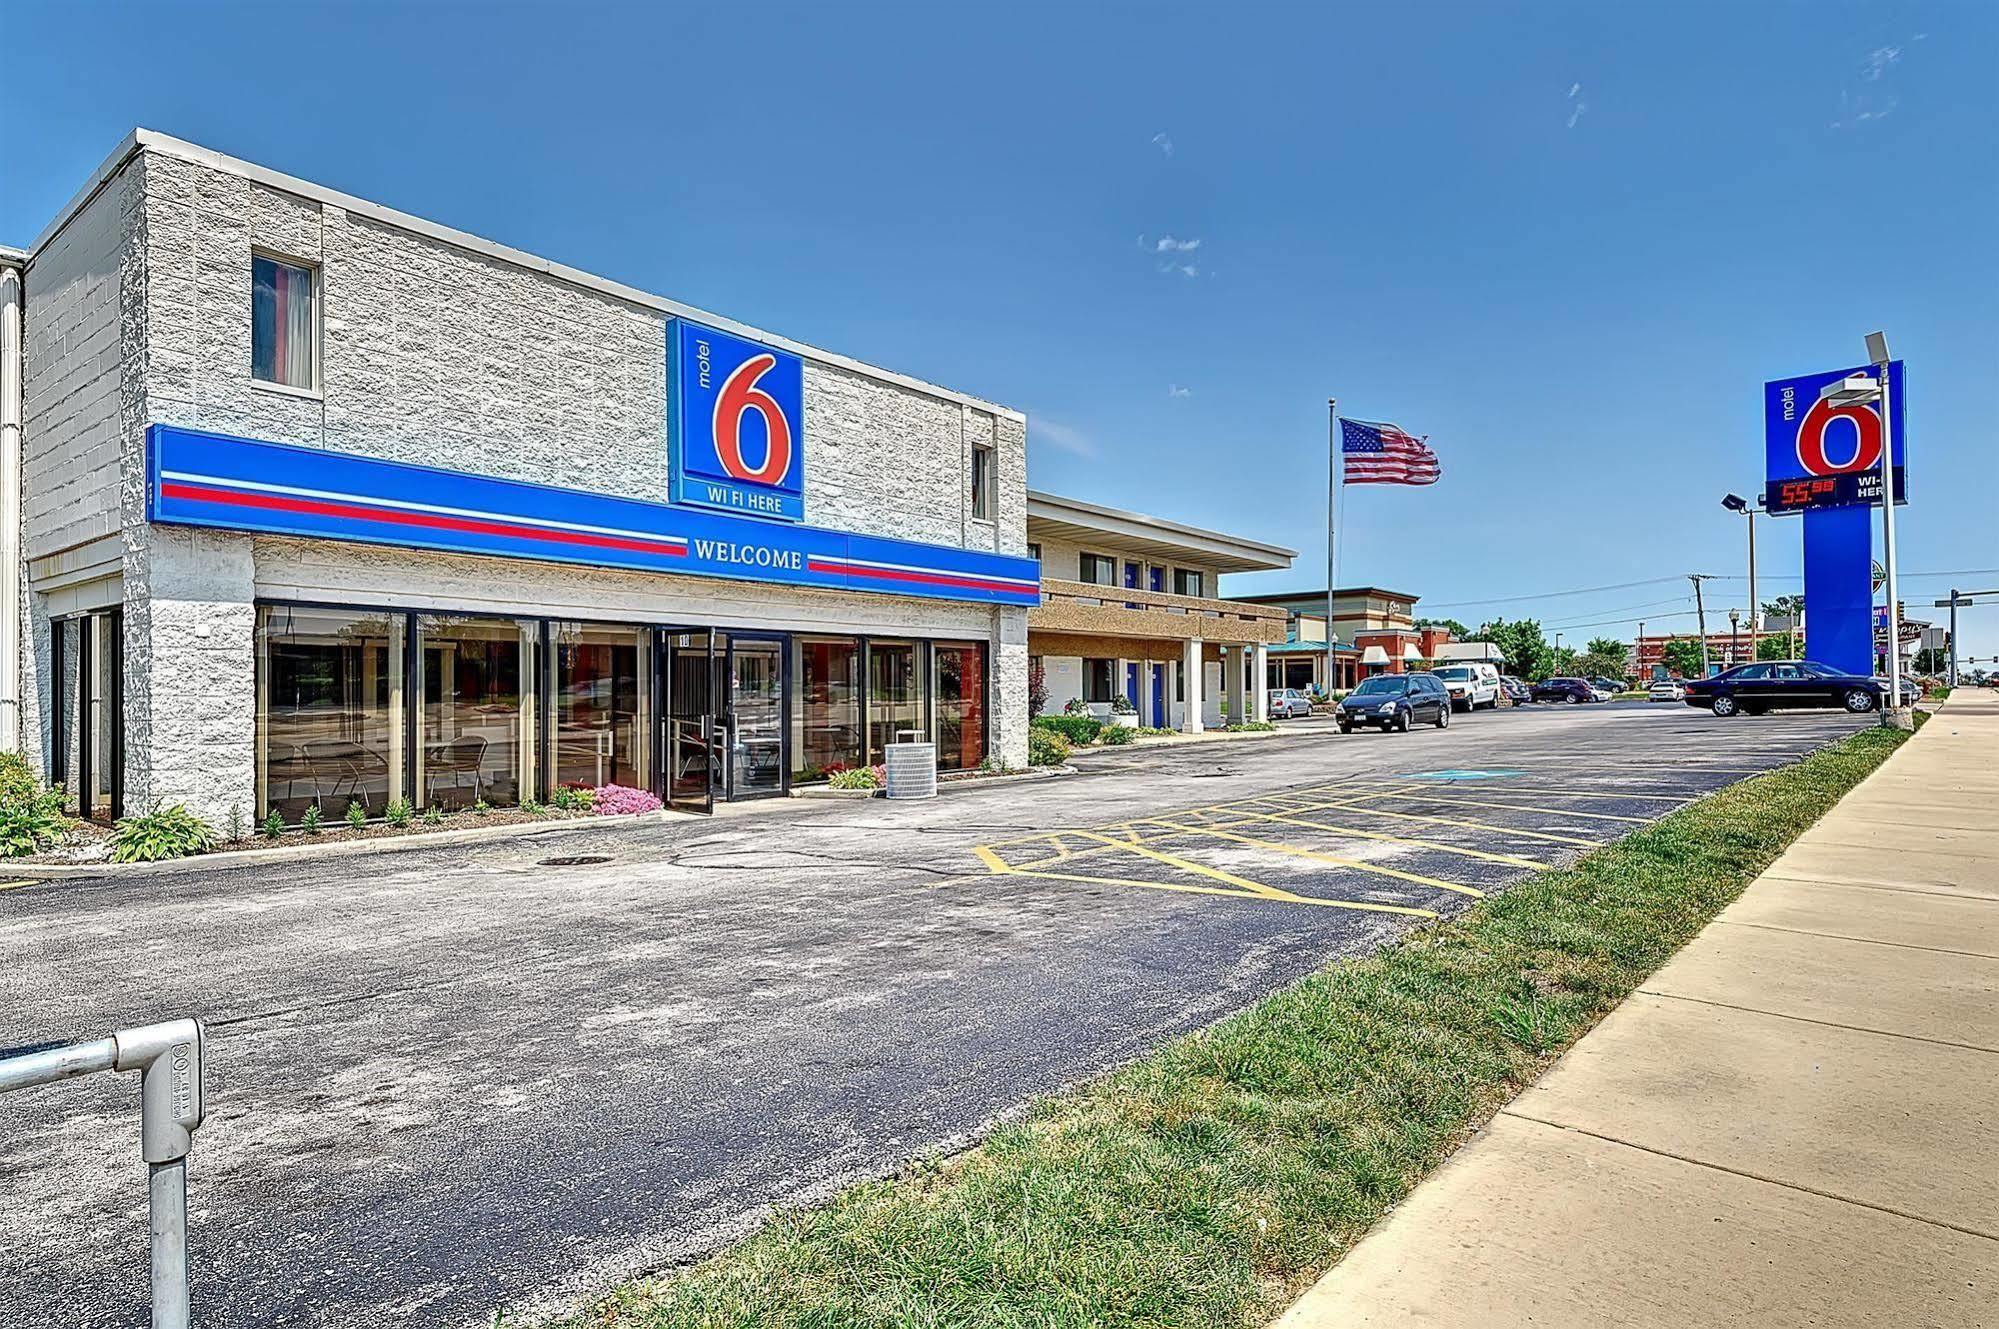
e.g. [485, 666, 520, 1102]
[713, 354, 794, 485]
[1795, 393, 1881, 477]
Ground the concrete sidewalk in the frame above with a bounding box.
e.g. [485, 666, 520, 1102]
[1277, 691, 1999, 1329]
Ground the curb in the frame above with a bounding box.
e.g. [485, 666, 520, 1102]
[6, 810, 671, 880]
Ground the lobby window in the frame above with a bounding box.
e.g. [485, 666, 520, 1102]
[1078, 553, 1115, 586]
[251, 254, 319, 392]
[1084, 657, 1115, 704]
[417, 614, 538, 811]
[1173, 569, 1206, 598]
[257, 605, 404, 824]
[790, 635, 863, 783]
[933, 641, 987, 772]
[1027, 542, 1041, 563]
[970, 442, 996, 520]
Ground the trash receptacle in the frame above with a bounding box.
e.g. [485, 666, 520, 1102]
[884, 731, 937, 800]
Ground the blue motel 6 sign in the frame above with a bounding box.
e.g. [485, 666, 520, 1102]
[669, 319, 806, 522]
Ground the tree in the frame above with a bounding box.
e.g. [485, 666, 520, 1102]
[1763, 594, 1805, 622]
[1416, 617, 1471, 639]
[1757, 633, 1795, 662]
[1028, 657, 1049, 716]
[1660, 638, 1707, 678]
[1476, 617, 1551, 679]
[1575, 649, 1628, 683]
[1586, 637, 1626, 658]
[1912, 646, 1949, 675]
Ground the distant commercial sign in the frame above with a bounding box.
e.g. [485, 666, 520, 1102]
[1763, 362, 1906, 515]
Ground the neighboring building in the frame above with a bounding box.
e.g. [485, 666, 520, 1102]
[1026, 492, 1292, 729]
[2, 130, 1041, 823]
[1227, 587, 1445, 690]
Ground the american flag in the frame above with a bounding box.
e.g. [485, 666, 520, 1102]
[1340, 417, 1441, 485]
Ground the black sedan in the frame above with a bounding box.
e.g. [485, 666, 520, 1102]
[1529, 677, 1598, 704]
[1683, 660, 1882, 717]
[1337, 673, 1451, 733]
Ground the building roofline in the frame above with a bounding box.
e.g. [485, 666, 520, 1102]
[1227, 586, 1424, 605]
[1026, 489, 1297, 571]
[22, 129, 1025, 423]
[0, 244, 28, 266]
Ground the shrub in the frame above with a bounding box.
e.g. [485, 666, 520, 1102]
[520, 797, 545, 814]
[0, 751, 74, 858]
[1099, 724, 1136, 745]
[593, 784, 664, 815]
[424, 804, 445, 826]
[345, 800, 368, 829]
[1027, 658, 1049, 718]
[301, 804, 322, 835]
[1110, 693, 1138, 716]
[1223, 721, 1278, 733]
[1032, 714, 1102, 745]
[262, 810, 284, 839]
[107, 804, 217, 863]
[226, 805, 246, 842]
[472, 799, 491, 815]
[1062, 698, 1092, 716]
[1028, 728, 1071, 767]
[552, 785, 597, 812]
[828, 767, 881, 791]
[384, 797, 413, 828]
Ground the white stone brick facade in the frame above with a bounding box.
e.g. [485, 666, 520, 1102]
[14, 133, 1032, 823]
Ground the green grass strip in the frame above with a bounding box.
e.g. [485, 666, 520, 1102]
[565, 724, 1912, 1329]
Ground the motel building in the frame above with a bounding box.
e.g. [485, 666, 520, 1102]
[1025, 494, 1294, 728]
[0, 131, 1043, 825]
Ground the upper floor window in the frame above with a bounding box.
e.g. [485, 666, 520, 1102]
[252, 254, 319, 392]
[969, 442, 996, 521]
[1078, 553, 1116, 586]
[1027, 542, 1042, 562]
[1174, 569, 1206, 597]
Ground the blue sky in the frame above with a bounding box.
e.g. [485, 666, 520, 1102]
[5, 1, 1995, 658]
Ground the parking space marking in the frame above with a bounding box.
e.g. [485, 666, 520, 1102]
[975, 841, 1441, 917]
[1226, 807, 1549, 871]
[1136, 818, 1488, 898]
[1273, 794, 1606, 848]
[1333, 789, 1653, 824]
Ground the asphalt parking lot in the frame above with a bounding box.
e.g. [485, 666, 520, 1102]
[0, 701, 1872, 1327]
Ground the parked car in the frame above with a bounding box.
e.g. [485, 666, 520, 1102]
[1429, 663, 1501, 712]
[1499, 675, 1532, 704]
[1682, 660, 1883, 716]
[1530, 676, 1599, 704]
[1647, 678, 1687, 702]
[1589, 676, 1628, 699]
[1874, 675, 1921, 707]
[1267, 687, 1313, 719]
[1336, 673, 1451, 732]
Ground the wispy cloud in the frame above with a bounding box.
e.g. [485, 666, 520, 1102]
[1167, 384, 1192, 399]
[1151, 132, 1174, 157]
[1032, 416, 1098, 459]
[1160, 262, 1200, 279]
[1136, 234, 1205, 278]
[1832, 40, 1910, 128]
[1154, 235, 1200, 253]
[1566, 82, 1586, 129]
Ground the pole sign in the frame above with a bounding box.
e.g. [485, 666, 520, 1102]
[1762, 362, 1906, 515]
[669, 320, 806, 522]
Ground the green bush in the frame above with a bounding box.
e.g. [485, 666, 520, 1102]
[1099, 724, 1137, 745]
[1032, 714, 1102, 745]
[301, 804, 322, 835]
[107, 804, 217, 863]
[424, 803, 445, 826]
[1223, 721, 1278, 732]
[384, 797, 413, 827]
[0, 751, 74, 858]
[552, 785, 598, 812]
[345, 800, 368, 829]
[1028, 728, 1072, 767]
[262, 810, 284, 839]
[827, 767, 881, 790]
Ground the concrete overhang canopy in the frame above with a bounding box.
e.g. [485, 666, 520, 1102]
[1027, 490, 1296, 574]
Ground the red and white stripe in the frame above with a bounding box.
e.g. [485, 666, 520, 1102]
[1345, 425, 1442, 486]
[806, 553, 1040, 597]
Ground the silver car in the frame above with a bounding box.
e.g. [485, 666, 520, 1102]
[1648, 679, 1686, 702]
[1267, 687, 1313, 719]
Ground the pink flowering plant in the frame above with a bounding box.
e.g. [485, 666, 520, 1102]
[592, 784, 664, 816]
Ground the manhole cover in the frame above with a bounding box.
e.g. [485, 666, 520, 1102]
[537, 854, 612, 867]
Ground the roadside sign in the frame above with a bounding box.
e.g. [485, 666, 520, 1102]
[1763, 362, 1907, 515]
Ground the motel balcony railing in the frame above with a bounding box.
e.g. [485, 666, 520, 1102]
[1029, 579, 1289, 647]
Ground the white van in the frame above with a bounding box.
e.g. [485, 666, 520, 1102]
[1429, 662, 1501, 712]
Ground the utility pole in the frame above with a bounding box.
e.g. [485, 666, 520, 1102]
[1689, 574, 1715, 675]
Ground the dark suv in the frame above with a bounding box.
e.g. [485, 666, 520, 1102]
[1336, 672, 1451, 733]
[1530, 677, 1598, 704]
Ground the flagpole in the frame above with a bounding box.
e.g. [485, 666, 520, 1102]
[1326, 398, 1339, 696]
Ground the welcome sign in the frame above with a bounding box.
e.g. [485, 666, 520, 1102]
[147, 426, 1040, 607]
[669, 319, 806, 522]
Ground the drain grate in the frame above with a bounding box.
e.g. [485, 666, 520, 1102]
[537, 854, 612, 867]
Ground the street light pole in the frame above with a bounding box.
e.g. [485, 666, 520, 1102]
[1690, 574, 1712, 675]
[1747, 505, 1758, 660]
[1325, 398, 1339, 697]
[1868, 332, 1908, 728]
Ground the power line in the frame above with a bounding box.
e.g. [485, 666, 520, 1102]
[1418, 576, 1686, 611]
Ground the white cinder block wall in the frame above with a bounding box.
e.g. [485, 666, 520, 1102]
[21, 137, 1032, 822]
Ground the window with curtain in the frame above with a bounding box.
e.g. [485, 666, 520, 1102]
[1174, 569, 1206, 597]
[252, 254, 318, 390]
[1079, 553, 1115, 586]
[970, 443, 995, 520]
[1084, 657, 1115, 703]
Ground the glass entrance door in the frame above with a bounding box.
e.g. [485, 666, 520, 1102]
[724, 636, 786, 798]
[663, 629, 714, 814]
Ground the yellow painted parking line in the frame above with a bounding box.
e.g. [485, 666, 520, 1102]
[1337, 790, 1651, 824]
[0, 879, 35, 891]
[1143, 819, 1487, 898]
[1290, 796, 1602, 847]
[1229, 808, 1548, 871]
[983, 836, 1439, 917]
[1070, 829, 1299, 901]
[1445, 787, 1699, 802]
